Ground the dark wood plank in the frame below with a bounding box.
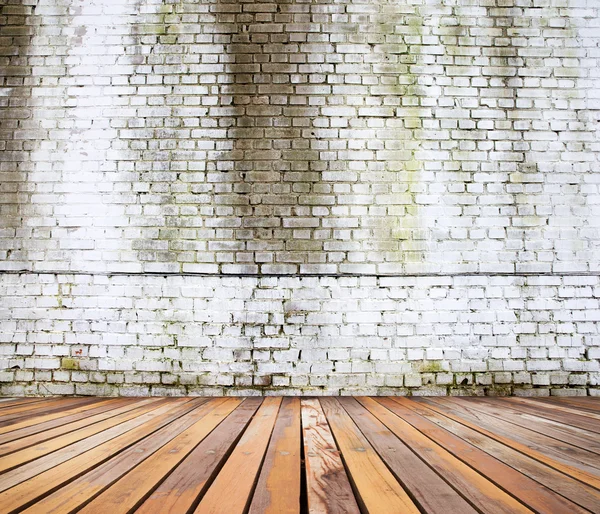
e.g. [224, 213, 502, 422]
[300, 398, 360, 514]
[248, 397, 301, 514]
[0, 398, 200, 511]
[320, 398, 420, 514]
[27, 399, 241, 514]
[389, 398, 591, 514]
[419, 397, 600, 490]
[406, 399, 600, 512]
[194, 397, 282, 514]
[339, 397, 478, 514]
[362, 397, 533, 514]
[136, 398, 263, 514]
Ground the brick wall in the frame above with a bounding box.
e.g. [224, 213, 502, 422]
[1, 0, 599, 395]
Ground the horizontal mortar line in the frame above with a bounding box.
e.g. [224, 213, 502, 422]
[1, 270, 599, 279]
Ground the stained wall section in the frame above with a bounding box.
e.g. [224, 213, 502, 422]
[0, 0, 599, 395]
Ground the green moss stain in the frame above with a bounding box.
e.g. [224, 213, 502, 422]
[418, 360, 444, 373]
[390, 13, 426, 267]
[61, 358, 79, 371]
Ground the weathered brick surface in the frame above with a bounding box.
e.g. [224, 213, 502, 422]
[1, 0, 599, 274]
[0, 0, 599, 394]
[0, 273, 598, 396]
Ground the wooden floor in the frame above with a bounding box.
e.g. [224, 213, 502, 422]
[0, 397, 598, 513]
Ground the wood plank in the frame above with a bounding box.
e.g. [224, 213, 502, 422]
[419, 397, 600, 490]
[462, 398, 600, 453]
[0, 398, 135, 445]
[0, 399, 62, 417]
[0, 398, 158, 456]
[497, 397, 600, 434]
[0, 398, 199, 510]
[0, 399, 133, 444]
[523, 398, 600, 421]
[248, 397, 301, 514]
[404, 399, 600, 512]
[389, 398, 591, 514]
[0, 399, 46, 410]
[427, 398, 600, 473]
[195, 397, 282, 514]
[300, 398, 359, 514]
[0, 400, 102, 432]
[0, 398, 94, 425]
[320, 397, 420, 514]
[362, 397, 533, 514]
[339, 397, 478, 514]
[0, 398, 168, 473]
[136, 398, 263, 514]
[24, 398, 242, 514]
[547, 397, 600, 413]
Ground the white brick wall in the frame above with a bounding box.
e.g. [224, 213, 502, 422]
[0, 0, 599, 394]
[0, 273, 598, 396]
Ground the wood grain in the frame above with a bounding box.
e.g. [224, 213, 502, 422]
[320, 398, 420, 514]
[300, 398, 360, 514]
[64, 399, 242, 514]
[249, 397, 301, 514]
[0, 396, 597, 514]
[339, 397, 477, 514]
[405, 398, 600, 512]
[136, 398, 263, 514]
[419, 397, 600, 489]
[390, 397, 590, 514]
[194, 397, 282, 514]
[0, 399, 200, 512]
[364, 397, 533, 514]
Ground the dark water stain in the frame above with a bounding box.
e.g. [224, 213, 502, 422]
[0, 2, 37, 271]
[210, 0, 325, 273]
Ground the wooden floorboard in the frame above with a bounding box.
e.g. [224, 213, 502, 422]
[0, 396, 597, 513]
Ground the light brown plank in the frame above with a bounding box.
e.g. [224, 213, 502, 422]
[524, 398, 600, 421]
[0, 398, 96, 426]
[0, 399, 46, 410]
[0, 399, 200, 511]
[427, 397, 600, 473]
[320, 398, 420, 514]
[27, 399, 241, 514]
[248, 397, 301, 514]
[407, 399, 600, 512]
[0, 397, 168, 473]
[136, 398, 263, 514]
[363, 397, 533, 514]
[495, 397, 600, 434]
[389, 398, 590, 514]
[464, 398, 600, 453]
[0, 399, 63, 418]
[339, 397, 477, 514]
[0, 398, 132, 438]
[0, 398, 139, 454]
[195, 397, 282, 514]
[542, 397, 600, 413]
[420, 397, 600, 490]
